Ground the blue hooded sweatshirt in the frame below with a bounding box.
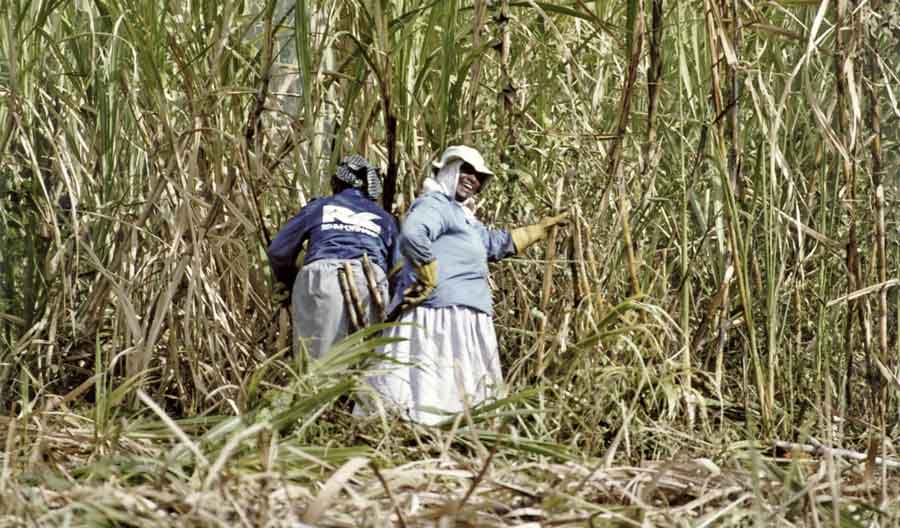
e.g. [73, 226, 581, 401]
[267, 188, 396, 288]
[390, 161, 515, 316]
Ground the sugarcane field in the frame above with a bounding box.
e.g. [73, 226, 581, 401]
[2, 0, 900, 526]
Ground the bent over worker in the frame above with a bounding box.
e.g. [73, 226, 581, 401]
[267, 155, 396, 359]
[361, 145, 568, 424]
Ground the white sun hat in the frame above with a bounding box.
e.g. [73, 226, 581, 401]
[431, 145, 494, 176]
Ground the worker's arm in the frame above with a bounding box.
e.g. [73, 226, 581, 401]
[267, 202, 317, 289]
[399, 196, 448, 266]
[474, 222, 516, 263]
[396, 196, 448, 308]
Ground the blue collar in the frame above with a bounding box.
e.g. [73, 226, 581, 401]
[337, 188, 370, 200]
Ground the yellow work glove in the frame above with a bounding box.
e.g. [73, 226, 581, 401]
[401, 259, 439, 309]
[510, 211, 571, 253]
[388, 258, 406, 280]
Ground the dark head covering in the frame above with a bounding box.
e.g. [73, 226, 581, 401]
[336, 154, 382, 201]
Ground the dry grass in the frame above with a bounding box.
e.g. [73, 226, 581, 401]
[3, 407, 900, 526]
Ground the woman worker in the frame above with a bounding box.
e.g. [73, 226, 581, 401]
[365, 145, 568, 424]
[267, 154, 396, 359]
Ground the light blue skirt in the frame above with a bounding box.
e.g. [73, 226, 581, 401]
[291, 258, 386, 359]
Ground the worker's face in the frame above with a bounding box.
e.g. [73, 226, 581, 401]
[455, 164, 482, 202]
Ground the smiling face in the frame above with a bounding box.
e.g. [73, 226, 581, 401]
[454, 163, 483, 202]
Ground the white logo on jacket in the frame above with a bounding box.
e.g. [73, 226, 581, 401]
[322, 205, 382, 237]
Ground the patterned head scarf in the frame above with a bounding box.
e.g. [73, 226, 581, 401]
[335, 154, 382, 201]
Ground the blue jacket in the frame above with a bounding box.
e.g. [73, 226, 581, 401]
[267, 189, 397, 288]
[391, 192, 515, 316]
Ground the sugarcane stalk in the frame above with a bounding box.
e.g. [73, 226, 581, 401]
[463, 0, 487, 144]
[361, 253, 385, 322]
[342, 262, 367, 328]
[338, 266, 361, 331]
[572, 211, 591, 303]
[535, 177, 565, 377]
[864, 2, 888, 490]
[276, 306, 291, 353]
[568, 221, 585, 342]
[569, 209, 596, 340]
[619, 178, 641, 298]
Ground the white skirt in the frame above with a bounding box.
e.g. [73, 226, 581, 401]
[362, 305, 504, 425]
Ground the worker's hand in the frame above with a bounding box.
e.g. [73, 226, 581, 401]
[388, 258, 406, 280]
[511, 210, 571, 253]
[401, 260, 439, 309]
[273, 281, 291, 307]
[539, 210, 571, 229]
